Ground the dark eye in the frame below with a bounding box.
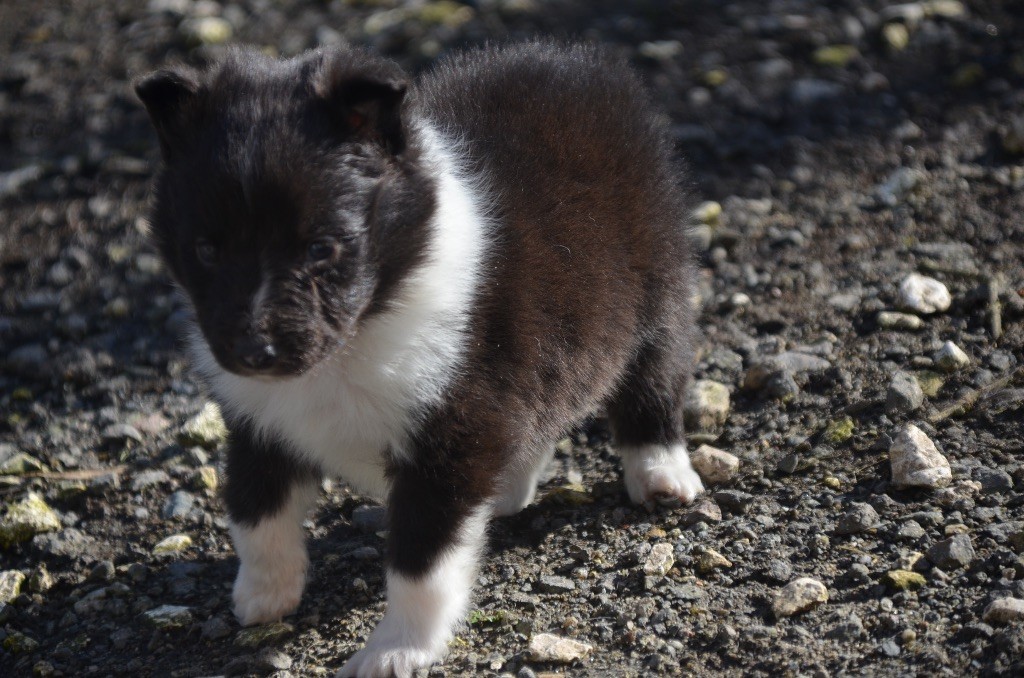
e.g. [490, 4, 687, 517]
[307, 238, 337, 262]
[195, 238, 218, 266]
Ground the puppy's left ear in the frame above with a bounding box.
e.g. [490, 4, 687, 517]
[134, 66, 203, 160]
[312, 51, 409, 154]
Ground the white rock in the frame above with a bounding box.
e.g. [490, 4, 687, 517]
[934, 340, 969, 372]
[898, 273, 951, 314]
[683, 380, 731, 432]
[692, 200, 722, 225]
[528, 633, 593, 663]
[890, 424, 951, 489]
[772, 577, 829, 617]
[638, 40, 684, 61]
[983, 597, 1024, 625]
[643, 543, 675, 577]
[690, 445, 740, 484]
[144, 604, 194, 629]
[153, 534, 193, 555]
[876, 167, 926, 206]
[0, 570, 26, 604]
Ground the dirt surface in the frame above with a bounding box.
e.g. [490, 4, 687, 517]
[2, 1, 1024, 676]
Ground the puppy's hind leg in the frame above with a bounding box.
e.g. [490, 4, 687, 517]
[608, 339, 704, 510]
[492, 443, 556, 517]
[224, 422, 322, 626]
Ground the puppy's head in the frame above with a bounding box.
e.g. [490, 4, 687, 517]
[136, 47, 432, 378]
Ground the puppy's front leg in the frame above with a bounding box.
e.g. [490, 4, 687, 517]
[224, 422, 322, 626]
[338, 459, 491, 678]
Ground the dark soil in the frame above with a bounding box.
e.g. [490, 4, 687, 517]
[2, 1, 1023, 676]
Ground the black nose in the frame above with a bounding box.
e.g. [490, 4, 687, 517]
[234, 336, 278, 371]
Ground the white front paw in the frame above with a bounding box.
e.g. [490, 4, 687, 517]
[623, 443, 705, 509]
[232, 556, 307, 626]
[336, 644, 439, 678]
[336, 609, 447, 678]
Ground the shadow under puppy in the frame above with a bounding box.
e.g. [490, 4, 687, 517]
[136, 41, 703, 678]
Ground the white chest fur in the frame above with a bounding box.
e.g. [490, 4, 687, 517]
[188, 124, 488, 499]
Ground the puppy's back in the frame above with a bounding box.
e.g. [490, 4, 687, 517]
[413, 42, 695, 434]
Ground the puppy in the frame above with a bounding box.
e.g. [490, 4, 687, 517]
[136, 41, 703, 677]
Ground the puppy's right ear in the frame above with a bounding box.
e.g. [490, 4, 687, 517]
[134, 67, 202, 160]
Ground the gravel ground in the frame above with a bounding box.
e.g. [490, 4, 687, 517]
[2, 1, 1024, 676]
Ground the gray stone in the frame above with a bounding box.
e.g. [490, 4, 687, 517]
[32, 528, 96, 560]
[828, 292, 861, 312]
[131, 469, 170, 491]
[766, 560, 793, 583]
[162, 491, 195, 520]
[826, 613, 865, 640]
[886, 372, 924, 414]
[974, 467, 1013, 492]
[836, 503, 880, 535]
[89, 560, 115, 582]
[983, 598, 1024, 625]
[538, 575, 576, 594]
[790, 79, 843, 104]
[926, 534, 975, 570]
[897, 520, 926, 540]
[678, 498, 722, 527]
[743, 352, 831, 392]
[712, 490, 753, 514]
[0, 164, 45, 199]
[102, 424, 144, 444]
[876, 169, 926, 207]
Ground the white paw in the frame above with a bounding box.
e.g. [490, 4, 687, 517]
[232, 555, 307, 626]
[622, 443, 705, 510]
[335, 613, 445, 678]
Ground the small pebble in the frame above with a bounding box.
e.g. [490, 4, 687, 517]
[890, 424, 951, 489]
[772, 577, 829, 617]
[836, 503, 880, 535]
[898, 273, 951, 314]
[934, 341, 970, 372]
[877, 311, 924, 331]
[642, 543, 675, 577]
[689, 445, 739, 484]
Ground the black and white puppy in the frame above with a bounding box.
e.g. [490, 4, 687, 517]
[136, 41, 703, 677]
